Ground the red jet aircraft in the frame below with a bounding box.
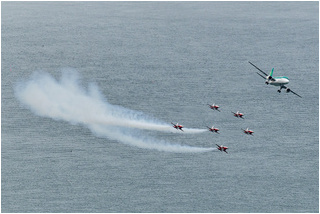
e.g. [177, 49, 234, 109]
[232, 111, 244, 119]
[216, 144, 228, 154]
[207, 126, 220, 134]
[208, 103, 220, 111]
[242, 128, 254, 135]
[171, 122, 184, 131]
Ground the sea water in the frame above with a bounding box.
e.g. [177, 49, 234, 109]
[2, 2, 318, 212]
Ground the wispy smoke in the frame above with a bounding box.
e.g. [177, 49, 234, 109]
[15, 70, 213, 153]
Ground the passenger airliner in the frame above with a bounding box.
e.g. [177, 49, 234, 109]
[248, 61, 301, 98]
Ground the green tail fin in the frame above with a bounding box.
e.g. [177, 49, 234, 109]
[269, 68, 274, 77]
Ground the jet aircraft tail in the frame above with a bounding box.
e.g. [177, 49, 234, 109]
[269, 68, 274, 77]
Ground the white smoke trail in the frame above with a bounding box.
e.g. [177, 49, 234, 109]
[15, 70, 213, 153]
[90, 124, 214, 153]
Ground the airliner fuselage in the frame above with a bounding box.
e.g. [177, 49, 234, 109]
[267, 76, 289, 86]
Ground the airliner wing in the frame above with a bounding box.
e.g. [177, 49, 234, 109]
[282, 86, 302, 98]
[248, 61, 268, 76]
[290, 89, 302, 98]
[249, 61, 276, 81]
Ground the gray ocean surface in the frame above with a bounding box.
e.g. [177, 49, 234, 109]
[1, 2, 319, 213]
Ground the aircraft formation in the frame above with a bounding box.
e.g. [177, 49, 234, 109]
[172, 105, 252, 154]
[172, 61, 301, 154]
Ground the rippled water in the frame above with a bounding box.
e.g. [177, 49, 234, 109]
[2, 2, 318, 212]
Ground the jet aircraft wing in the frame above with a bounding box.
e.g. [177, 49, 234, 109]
[287, 88, 302, 98]
[282, 86, 302, 98]
[248, 61, 268, 76]
[249, 61, 276, 81]
[290, 90, 302, 98]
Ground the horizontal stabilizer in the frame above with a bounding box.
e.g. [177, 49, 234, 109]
[256, 72, 266, 79]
